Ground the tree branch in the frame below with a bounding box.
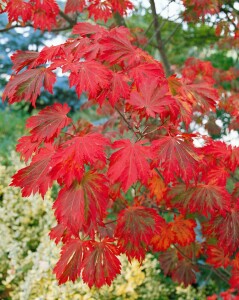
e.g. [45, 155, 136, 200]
[59, 10, 77, 27]
[149, 0, 172, 76]
[163, 22, 182, 46]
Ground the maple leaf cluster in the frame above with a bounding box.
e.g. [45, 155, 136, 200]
[1, 0, 239, 292]
[1, 0, 133, 30]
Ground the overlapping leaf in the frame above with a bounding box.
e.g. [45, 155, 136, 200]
[115, 206, 164, 261]
[169, 183, 230, 216]
[11, 144, 55, 197]
[50, 132, 109, 186]
[82, 238, 121, 288]
[26, 103, 71, 142]
[53, 171, 109, 236]
[108, 139, 152, 191]
[128, 79, 175, 118]
[2, 68, 56, 107]
[152, 135, 201, 183]
[54, 239, 86, 284]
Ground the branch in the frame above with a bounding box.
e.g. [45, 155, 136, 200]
[0, 22, 73, 33]
[149, 0, 172, 76]
[59, 10, 77, 26]
[113, 11, 127, 26]
[115, 106, 165, 181]
[0, 24, 20, 33]
[163, 22, 182, 46]
[173, 245, 230, 285]
[115, 107, 140, 139]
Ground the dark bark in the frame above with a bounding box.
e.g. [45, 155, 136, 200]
[149, 0, 172, 76]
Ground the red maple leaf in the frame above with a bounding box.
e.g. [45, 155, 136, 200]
[31, 0, 59, 31]
[49, 223, 72, 245]
[229, 267, 239, 289]
[159, 248, 178, 275]
[81, 238, 121, 288]
[169, 183, 230, 216]
[53, 171, 109, 236]
[6, 0, 32, 23]
[100, 29, 140, 66]
[54, 238, 86, 284]
[115, 206, 164, 261]
[72, 22, 106, 37]
[206, 245, 230, 268]
[108, 139, 152, 191]
[11, 50, 40, 74]
[50, 132, 109, 186]
[152, 135, 201, 183]
[2, 68, 56, 107]
[26, 103, 72, 143]
[11, 144, 55, 197]
[64, 0, 85, 13]
[69, 61, 110, 98]
[97, 72, 130, 106]
[88, 1, 112, 22]
[129, 62, 166, 88]
[171, 215, 196, 246]
[16, 136, 42, 162]
[151, 221, 175, 251]
[128, 79, 175, 118]
[111, 0, 134, 15]
[172, 259, 198, 287]
[208, 209, 239, 254]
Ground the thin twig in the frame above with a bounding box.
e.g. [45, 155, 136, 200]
[59, 10, 77, 26]
[163, 22, 182, 46]
[115, 107, 139, 139]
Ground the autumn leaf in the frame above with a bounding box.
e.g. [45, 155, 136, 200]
[53, 171, 109, 236]
[49, 223, 72, 245]
[152, 135, 201, 183]
[172, 259, 198, 287]
[108, 139, 152, 192]
[11, 50, 40, 73]
[81, 238, 121, 288]
[2, 68, 56, 107]
[98, 72, 130, 106]
[151, 221, 175, 251]
[159, 248, 178, 275]
[128, 79, 175, 118]
[26, 103, 72, 143]
[69, 61, 110, 98]
[229, 267, 239, 289]
[64, 0, 85, 13]
[32, 0, 59, 31]
[16, 135, 42, 162]
[208, 209, 239, 254]
[129, 62, 166, 87]
[100, 29, 140, 65]
[50, 132, 109, 186]
[169, 183, 230, 216]
[115, 206, 164, 261]
[54, 239, 86, 284]
[206, 245, 230, 268]
[72, 22, 106, 37]
[88, 1, 112, 22]
[171, 215, 196, 246]
[11, 144, 55, 197]
[148, 170, 167, 202]
[6, 0, 32, 23]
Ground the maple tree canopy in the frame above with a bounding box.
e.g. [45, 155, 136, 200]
[1, 0, 239, 295]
